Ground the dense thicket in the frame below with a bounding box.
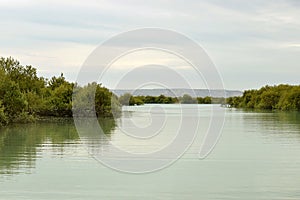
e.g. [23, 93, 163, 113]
[72, 82, 120, 117]
[226, 85, 300, 111]
[0, 57, 120, 126]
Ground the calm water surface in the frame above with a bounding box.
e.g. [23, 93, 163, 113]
[0, 105, 300, 199]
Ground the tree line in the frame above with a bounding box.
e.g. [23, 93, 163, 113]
[226, 84, 300, 111]
[0, 57, 120, 126]
[5, 58, 298, 126]
[118, 93, 225, 105]
[0, 57, 224, 126]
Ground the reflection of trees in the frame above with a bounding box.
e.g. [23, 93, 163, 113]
[270, 112, 300, 136]
[0, 118, 116, 176]
[74, 117, 117, 157]
[98, 118, 116, 137]
[242, 111, 300, 137]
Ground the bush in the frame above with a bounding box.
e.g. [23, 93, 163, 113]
[227, 84, 300, 111]
[0, 57, 121, 126]
[0, 102, 8, 126]
[12, 111, 36, 123]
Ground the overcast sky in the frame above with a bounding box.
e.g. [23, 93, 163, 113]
[1, 0, 299, 90]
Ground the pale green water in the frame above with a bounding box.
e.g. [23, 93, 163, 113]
[0, 105, 300, 199]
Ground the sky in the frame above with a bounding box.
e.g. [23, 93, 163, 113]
[1, 0, 299, 91]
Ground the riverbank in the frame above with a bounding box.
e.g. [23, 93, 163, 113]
[226, 84, 300, 111]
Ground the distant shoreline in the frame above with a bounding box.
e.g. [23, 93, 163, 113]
[112, 88, 242, 98]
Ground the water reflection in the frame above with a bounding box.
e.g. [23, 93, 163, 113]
[1, 109, 300, 177]
[0, 118, 116, 176]
[231, 110, 300, 145]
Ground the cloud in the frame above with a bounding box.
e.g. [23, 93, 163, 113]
[0, 0, 299, 90]
[286, 44, 300, 48]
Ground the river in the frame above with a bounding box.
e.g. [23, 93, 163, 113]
[1, 105, 300, 199]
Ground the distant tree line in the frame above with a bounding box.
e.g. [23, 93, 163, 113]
[118, 93, 225, 106]
[119, 94, 178, 105]
[0, 57, 121, 126]
[226, 84, 300, 111]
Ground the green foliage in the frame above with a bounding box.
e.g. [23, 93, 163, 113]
[119, 94, 219, 105]
[180, 94, 197, 104]
[0, 101, 8, 126]
[257, 90, 280, 109]
[142, 95, 178, 104]
[227, 84, 300, 111]
[95, 84, 121, 117]
[72, 83, 97, 117]
[119, 94, 179, 105]
[72, 82, 121, 118]
[48, 73, 66, 90]
[0, 57, 46, 94]
[0, 57, 121, 125]
[12, 111, 36, 123]
[25, 91, 44, 114]
[277, 87, 300, 111]
[155, 95, 176, 104]
[0, 79, 27, 119]
[45, 81, 74, 117]
[197, 96, 213, 104]
[119, 93, 136, 106]
[144, 95, 157, 103]
[132, 96, 144, 105]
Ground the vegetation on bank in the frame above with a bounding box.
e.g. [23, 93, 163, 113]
[119, 93, 178, 105]
[226, 84, 300, 111]
[0, 57, 120, 126]
[0, 56, 223, 126]
[2, 57, 299, 127]
[118, 93, 225, 105]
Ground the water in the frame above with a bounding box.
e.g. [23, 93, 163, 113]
[1, 105, 300, 199]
